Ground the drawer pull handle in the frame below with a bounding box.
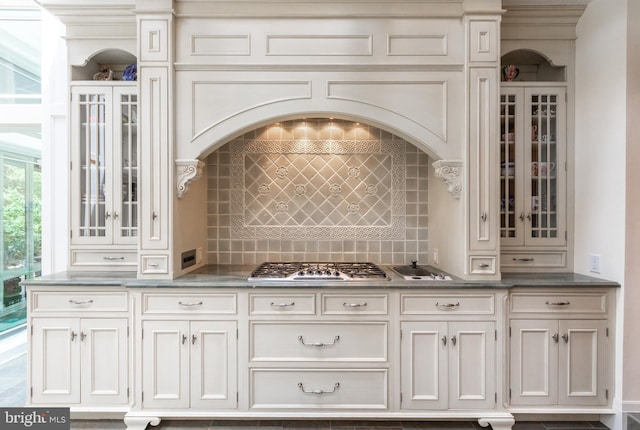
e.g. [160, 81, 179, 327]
[69, 299, 94, 306]
[149, 263, 160, 267]
[298, 335, 340, 347]
[179, 301, 204, 308]
[545, 301, 570, 306]
[271, 302, 295, 308]
[103, 256, 125, 261]
[298, 382, 340, 395]
[478, 263, 490, 268]
[436, 302, 460, 309]
[343, 302, 367, 308]
[513, 258, 534, 262]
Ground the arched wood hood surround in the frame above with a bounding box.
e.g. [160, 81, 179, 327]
[152, 0, 502, 279]
[46, 0, 503, 279]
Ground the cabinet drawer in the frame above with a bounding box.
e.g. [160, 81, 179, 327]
[249, 294, 315, 315]
[70, 250, 137, 267]
[400, 294, 495, 315]
[469, 256, 496, 275]
[142, 293, 236, 314]
[140, 255, 169, 275]
[321, 294, 388, 315]
[250, 369, 388, 410]
[31, 291, 128, 312]
[501, 251, 567, 269]
[250, 322, 387, 362]
[510, 292, 607, 315]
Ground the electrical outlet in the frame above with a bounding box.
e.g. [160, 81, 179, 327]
[590, 254, 601, 273]
[433, 248, 439, 265]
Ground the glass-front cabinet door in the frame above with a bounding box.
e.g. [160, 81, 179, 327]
[71, 84, 137, 246]
[500, 86, 566, 247]
[113, 87, 138, 243]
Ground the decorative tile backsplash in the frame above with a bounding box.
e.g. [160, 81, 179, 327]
[207, 119, 430, 265]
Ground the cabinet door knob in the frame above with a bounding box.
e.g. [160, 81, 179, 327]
[562, 333, 569, 344]
[152, 211, 158, 221]
[192, 334, 197, 345]
[481, 212, 487, 222]
[450, 335, 457, 346]
[182, 334, 187, 345]
[552, 333, 559, 343]
[441, 336, 447, 346]
[71, 331, 77, 341]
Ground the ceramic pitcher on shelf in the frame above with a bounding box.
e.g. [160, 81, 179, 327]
[531, 125, 538, 141]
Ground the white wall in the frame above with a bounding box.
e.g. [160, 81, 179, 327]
[40, 7, 68, 275]
[624, 0, 640, 411]
[575, 0, 628, 424]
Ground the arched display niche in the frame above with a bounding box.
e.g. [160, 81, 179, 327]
[70, 48, 137, 81]
[500, 48, 566, 82]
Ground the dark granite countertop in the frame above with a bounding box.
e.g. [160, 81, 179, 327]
[21, 265, 620, 290]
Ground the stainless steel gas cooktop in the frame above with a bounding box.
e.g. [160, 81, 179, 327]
[247, 262, 389, 281]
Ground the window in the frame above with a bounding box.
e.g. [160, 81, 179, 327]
[0, 2, 41, 333]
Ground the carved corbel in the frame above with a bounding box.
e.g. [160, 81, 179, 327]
[176, 159, 204, 198]
[433, 160, 462, 199]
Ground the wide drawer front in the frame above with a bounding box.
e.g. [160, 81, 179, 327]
[250, 322, 387, 362]
[510, 292, 607, 314]
[501, 251, 567, 268]
[249, 294, 315, 315]
[250, 369, 388, 410]
[400, 294, 495, 315]
[142, 293, 237, 314]
[321, 294, 388, 315]
[31, 291, 128, 312]
[70, 250, 137, 266]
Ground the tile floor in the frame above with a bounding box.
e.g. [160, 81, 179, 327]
[67, 419, 611, 430]
[0, 328, 618, 430]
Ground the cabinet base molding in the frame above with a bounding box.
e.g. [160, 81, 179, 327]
[123, 416, 161, 430]
[478, 417, 515, 430]
[123, 412, 516, 429]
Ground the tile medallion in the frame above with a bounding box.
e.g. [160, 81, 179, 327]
[233, 140, 405, 240]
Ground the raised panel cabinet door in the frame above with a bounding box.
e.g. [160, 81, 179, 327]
[139, 67, 169, 251]
[80, 318, 129, 405]
[400, 321, 448, 410]
[190, 321, 237, 409]
[142, 320, 190, 408]
[31, 318, 81, 404]
[558, 320, 608, 406]
[448, 321, 495, 409]
[509, 319, 558, 406]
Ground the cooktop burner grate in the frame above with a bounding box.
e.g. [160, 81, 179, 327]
[248, 262, 388, 281]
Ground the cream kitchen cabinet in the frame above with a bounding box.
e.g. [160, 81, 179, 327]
[28, 289, 130, 407]
[508, 290, 612, 408]
[248, 292, 390, 411]
[138, 292, 238, 410]
[70, 83, 138, 270]
[499, 85, 567, 270]
[399, 293, 498, 411]
[400, 321, 496, 410]
[141, 320, 237, 410]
